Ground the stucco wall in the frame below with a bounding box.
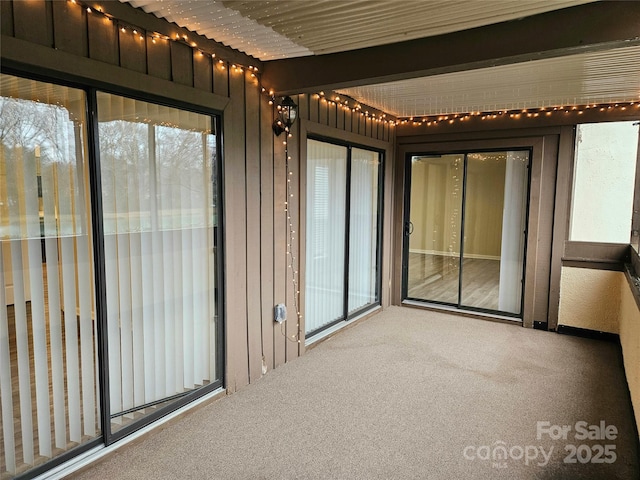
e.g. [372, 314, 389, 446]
[619, 274, 640, 434]
[569, 122, 638, 243]
[558, 267, 621, 333]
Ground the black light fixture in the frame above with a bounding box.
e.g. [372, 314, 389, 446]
[272, 96, 298, 136]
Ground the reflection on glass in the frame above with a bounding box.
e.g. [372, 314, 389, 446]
[407, 154, 463, 304]
[460, 151, 528, 314]
[97, 92, 220, 430]
[305, 140, 347, 334]
[348, 148, 380, 314]
[0, 74, 99, 477]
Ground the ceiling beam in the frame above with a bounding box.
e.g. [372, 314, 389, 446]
[261, 1, 640, 95]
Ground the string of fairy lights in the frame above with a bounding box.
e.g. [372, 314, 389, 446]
[66, 0, 259, 76]
[395, 101, 640, 126]
[282, 127, 302, 344]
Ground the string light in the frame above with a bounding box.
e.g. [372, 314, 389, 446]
[281, 121, 303, 345]
[65, 0, 259, 78]
[396, 101, 640, 127]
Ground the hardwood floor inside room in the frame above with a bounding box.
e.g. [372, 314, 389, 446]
[407, 252, 501, 311]
[1, 264, 100, 480]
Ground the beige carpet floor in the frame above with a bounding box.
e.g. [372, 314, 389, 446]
[70, 306, 639, 480]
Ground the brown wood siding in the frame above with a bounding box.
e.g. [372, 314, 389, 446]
[119, 27, 147, 74]
[260, 94, 276, 372]
[52, 1, 88, 57]
[1, 0, 394, 401]
[0, 1, 14, 37]
[146, 37, 172, 81]
[245, 73, 263, 383]
[13, 0, 52, 47]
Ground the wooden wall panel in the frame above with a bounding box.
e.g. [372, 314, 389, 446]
[296, 106, 308, 355]
[309, 95, 319, 123]
[213, 61, 229, 97]
[119, 28, 147, 74]
[260, 95, 275, 372]
[146, 37, 171, 81]
[245, 74, 264, 382]
[13, 0, 52, 47]
[0, 1, 13, 37]
[224, 71, 249, 392]
[337, 105, 345, 130]
[52, 1, 87, 57]
[319, 99, 328, 125]
[170, 41, 193, 87]
[273, 117, 287, 368]
[359, 115, 366, 136]
[193, 53, 213, 92]
[88, 11, 118, 65]
[328, 102, 337, 128]
[345, 109, 353, 134]
[285, 96, 301, 361]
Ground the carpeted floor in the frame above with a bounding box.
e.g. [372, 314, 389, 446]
[70, 306, 639, 480]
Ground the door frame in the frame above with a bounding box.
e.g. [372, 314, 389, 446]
[394, 132, 562, 328]
[401, 148, 532, 319]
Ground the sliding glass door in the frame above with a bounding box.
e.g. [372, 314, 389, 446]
[0, 73, 223, 478]
[404, 149, 529, 317]
[305, 139, 383, 337]
[97, 92, 221, 431]
[0, 74, 100, 477]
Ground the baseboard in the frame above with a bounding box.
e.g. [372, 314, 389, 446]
[556, 324, 620, 343]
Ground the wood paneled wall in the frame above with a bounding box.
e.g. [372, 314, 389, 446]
[0, 0, 394, 395]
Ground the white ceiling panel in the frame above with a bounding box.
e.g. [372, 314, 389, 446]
[124, 0, 313, 59]
[121, 0, 594, 60]
[337, 45, 640, 117]
[223, 0, 595, 56]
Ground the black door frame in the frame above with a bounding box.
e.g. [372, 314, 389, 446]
[401, 147, 533, 319]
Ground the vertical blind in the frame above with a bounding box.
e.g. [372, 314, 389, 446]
[1, 75, 222, 478]
[305, 139, 381, 336]
[0, 75, 99, 477]
[305, 140, 347, 334]
[97, 92, 219, 427]
[348, 148, 379, 314]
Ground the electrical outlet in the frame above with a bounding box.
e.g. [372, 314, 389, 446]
[274, 303, 286, 323]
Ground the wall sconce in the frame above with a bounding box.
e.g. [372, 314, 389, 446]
[273, 96, 298, 136]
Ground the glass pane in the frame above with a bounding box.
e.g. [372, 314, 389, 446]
[570, 121, 639, 243]
[305, 140, 347, 334]
[0, 74, 100, 477]
[460, 151, 529, 314]
[348, 148, 380, 314]
[407, 154, 463, 304]
[96, 92, 220, 430]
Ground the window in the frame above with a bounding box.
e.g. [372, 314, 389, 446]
[96, 92, 222, 430]
[0, 74, 99, 476]
[0, 73, 223, 478]
[305, 138, 383, 337]
[570, 121, 639, 244]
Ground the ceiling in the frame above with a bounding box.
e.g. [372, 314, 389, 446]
[121, 0, 640, 118]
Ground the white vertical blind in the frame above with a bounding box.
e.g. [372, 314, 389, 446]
[305, 140, 347, 334]
[97, 92, 218, 427]
[498, 151, 528, 313]
[0, 74, 99, 476]
[348, 148, 379, 314]
[305, 141, 381, 335]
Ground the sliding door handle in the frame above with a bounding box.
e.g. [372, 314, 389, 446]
[405, 221, 414, 236]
